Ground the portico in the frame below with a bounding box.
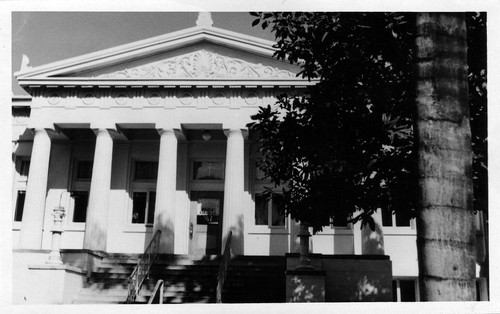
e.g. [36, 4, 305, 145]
[13, 15, 313, 255]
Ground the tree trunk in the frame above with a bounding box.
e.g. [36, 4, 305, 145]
[415, 13, 476, 301]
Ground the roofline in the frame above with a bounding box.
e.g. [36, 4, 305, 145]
[18, 78, 317, 89]
[15, 25, 279, 79]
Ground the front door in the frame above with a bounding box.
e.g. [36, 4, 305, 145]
[189, 191, 224, 255]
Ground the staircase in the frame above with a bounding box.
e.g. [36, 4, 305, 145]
[71, 254, 285, 304]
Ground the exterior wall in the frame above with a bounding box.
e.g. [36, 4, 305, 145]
[383, 229, 418, 277]
[10, 101, 420, 261]
[12, 91, 488, 302]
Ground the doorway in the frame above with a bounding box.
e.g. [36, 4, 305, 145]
[188, 191, 224, 255]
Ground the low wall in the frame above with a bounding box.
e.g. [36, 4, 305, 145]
[286, 253, 393, 302]
[13, 250, 87, 304]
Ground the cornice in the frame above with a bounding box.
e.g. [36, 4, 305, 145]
[18, 79, 316, 89]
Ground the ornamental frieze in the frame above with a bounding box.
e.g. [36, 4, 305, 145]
[95, 49, 297, 79]
[34, 88, 289, 110]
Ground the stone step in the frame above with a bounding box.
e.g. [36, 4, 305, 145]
[73, 254, 286, 304]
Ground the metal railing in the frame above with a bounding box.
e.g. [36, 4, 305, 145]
[126, 230, 161, 304]
[147, 279, 165, 304]
[216, 231, 232, 303]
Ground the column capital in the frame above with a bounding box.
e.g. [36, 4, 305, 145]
[157, 128, 185, 141]
[223, 128, 248, 140]
[91, 128, 124, 140]
[29, 127, 58, 139]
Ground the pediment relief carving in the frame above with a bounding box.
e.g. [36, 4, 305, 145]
[95, 49, 297, 79]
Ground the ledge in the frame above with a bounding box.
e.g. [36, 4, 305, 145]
[285, 253, 390, 260]
[13, 249, 51, 254]
[27, 264, 87, 275]
[61, 249, 108, 258]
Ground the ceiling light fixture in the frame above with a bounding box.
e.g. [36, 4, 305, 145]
[202, 130, 212, 141]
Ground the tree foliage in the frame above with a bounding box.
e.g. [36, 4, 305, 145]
[247, 12, 486, 233]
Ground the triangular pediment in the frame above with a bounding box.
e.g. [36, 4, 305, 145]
[92, 49, 297, 80]
[16, 25, 314, 88]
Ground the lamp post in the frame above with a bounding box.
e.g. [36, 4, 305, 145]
[46, 206, 65, 264]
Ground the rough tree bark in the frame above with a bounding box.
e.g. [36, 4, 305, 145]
[415, 13, 476, 301]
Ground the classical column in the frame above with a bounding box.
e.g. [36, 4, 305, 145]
[154, 129, 178, 254]
[83, 128, 114, 252]
[222, 129, 245, 255]
[19, 128, 52, 249]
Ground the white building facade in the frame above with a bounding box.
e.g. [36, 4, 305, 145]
[12, 14, 488, 303]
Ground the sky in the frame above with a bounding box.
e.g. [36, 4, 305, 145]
[11, 12, 275, 96]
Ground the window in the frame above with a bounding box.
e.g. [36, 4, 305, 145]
[134, 161, 158, 180]
[71, 191, 89, 223]
[196, 197, 221, 225]
[255, 162, 267, 181]
[330, 211, 350, 228]
[129, 160, 158, 227]
[18, 160, 30, 178]
[382, 207, 413, 227]
[255, 193, 285, 227]
[132, 191, 156, 224]
[14, 191, 26, 222]
[13, 157, 30, 224]
[68, 159, 92, 226]
[76, 160, 93, 180]
[392, 279, 418, 302]
[193, 161, 224, 180]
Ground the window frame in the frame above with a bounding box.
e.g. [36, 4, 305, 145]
[250, 157, 288, 234]
[133, 160, 159, 181]
[189, 158, 226, 192]
[392, 278, 419, 302]
[130, 189, 156, 226]
[190, 159, 225, 182]
[251, 190, 289, 233]
[12, 157, 30, 229]
[65, 158, 92, 231]
[381, 207, 416, 235]
[125, 158, 158, 232]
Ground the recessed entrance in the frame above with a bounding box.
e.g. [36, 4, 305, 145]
[188, 191, 224, 255]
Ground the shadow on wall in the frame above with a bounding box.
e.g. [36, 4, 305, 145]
[269, 227, 290, 256]
[226, 215, 244, 256]
[361, 216, 385, 255]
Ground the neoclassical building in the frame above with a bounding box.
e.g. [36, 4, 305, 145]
[11, 13, 488, 303]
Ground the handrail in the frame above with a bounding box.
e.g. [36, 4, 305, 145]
[126, 229, 162, 304]
[216, 231, 232, 303]
[147, 279, 164, 304]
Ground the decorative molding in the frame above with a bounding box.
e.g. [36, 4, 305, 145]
[96, 49, 297, 80]
[210, 90, 227, 106]
[31, 87, 298, 111]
